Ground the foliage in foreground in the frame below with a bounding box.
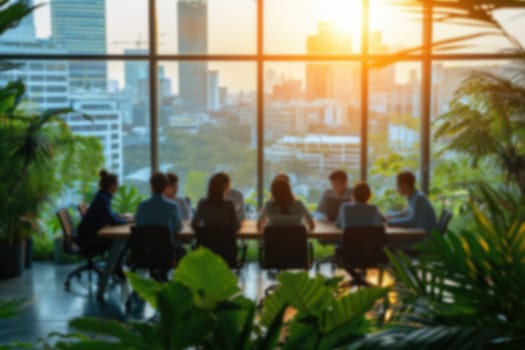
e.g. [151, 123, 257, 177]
[355, 184, 525, 350]
[45, 248, 388, 350]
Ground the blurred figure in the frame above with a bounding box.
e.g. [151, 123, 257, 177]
[136, 172, 184, 245]
[164, 172, 192, 220]
[316, 170, 352, 221]
[273, 173, 290, 184]
[77, 170, 129, 277]
[336, 182, 384, 229]
[257, 178, 315, 232]
[191, 172, 240, 231]
[225, 187, 246, 222]
[388, 171, 437, 233]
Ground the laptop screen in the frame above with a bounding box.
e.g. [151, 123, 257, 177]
[325, 197, 349, 221]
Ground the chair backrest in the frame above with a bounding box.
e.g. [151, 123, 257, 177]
[262, 226, 309, 269]
[56, 209, 77, 253]
[195, 227, 238, 268]
[77, 203, 88, 218]
[129, 226, 174, 271]
[438, 209, 453, 235]
[341, 226, 388, 269]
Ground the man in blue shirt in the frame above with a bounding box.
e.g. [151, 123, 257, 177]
[387, 171, 438, 234]
[316, 170, 353, 221]
[136, 172, 184, 257]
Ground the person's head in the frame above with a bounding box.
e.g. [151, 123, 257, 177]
[396, 171, 417, 196]
[329, 170, 348, 195]
[165, 173, 179, 199]
[273, 173, 290, 184]
[99, 169, 118, 194]
[352, 182, 372, 203]
[150, 172, 168, 195]
[271, 179, 295, 214]
[206, 172, 231, 206]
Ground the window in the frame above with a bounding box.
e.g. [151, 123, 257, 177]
[1, 0, 521, 207]
[157, 61, 256, 207]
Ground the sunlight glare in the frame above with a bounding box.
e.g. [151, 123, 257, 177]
[315, 0, 362, 34]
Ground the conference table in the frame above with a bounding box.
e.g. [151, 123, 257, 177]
[95, 221, 427, 299]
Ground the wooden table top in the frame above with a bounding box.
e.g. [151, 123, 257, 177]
[98, 220, 427, 242]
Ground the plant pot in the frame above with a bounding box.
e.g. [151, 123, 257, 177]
[0, 241, 24, 279]
[25, 237, 33, 269]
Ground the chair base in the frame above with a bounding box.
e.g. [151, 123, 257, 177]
[64, 257, 103, 291]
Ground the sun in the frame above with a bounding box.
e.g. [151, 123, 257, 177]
[315, 0, 362, 34]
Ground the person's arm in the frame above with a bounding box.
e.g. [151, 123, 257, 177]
[315, 191, 328, 219]
[388, 197, 423, 228]
[172, 203, 183, 234]
[335, 205, 345, 229]
[135, 202, 143, 226]
[177, 198, 190, 221]
[230, 202, 241, 231]
[190, 200, 203, 231]
[301, 201, 316, 231]
[106, 197, 128, 225]
[375, 207, 386, 226]
[238, 192, 246, 222]
[256, 203, 268, 232]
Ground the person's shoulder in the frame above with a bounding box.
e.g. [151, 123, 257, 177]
[162, 196, 180, 209]
[321, 189, 333, 197]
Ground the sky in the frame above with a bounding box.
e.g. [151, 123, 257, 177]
[29, 0, 525, 93]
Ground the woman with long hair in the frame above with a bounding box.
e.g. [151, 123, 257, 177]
[191, 172, 241, 230]
[257, 177, 315, 232]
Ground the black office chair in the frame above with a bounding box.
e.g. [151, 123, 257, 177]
[128, 225, 176, 282]
[438, 209, 453, 235]
[194, 227, 247, 272]
[57, 209, 105, 291]
[259, 226, 314, 270]
[336, 226, 388, 288]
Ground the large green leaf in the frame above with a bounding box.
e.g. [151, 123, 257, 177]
[127, 272, 163, 309]
[173, 248, 240, 310]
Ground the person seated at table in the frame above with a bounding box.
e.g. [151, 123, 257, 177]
[316, 170, 353, 221]
[274, 173, 290, 184]
[77, 170, 129, 277]
[164, 172, 192, 220]
[226, 187, 246, 222]
[387, 171, 438, 233]
[257, 178, 315, 232]
[336, 182, 384, 229]
[191, 172, 241, 231]
[136, 172, 184, 250]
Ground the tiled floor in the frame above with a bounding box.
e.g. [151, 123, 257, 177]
[0, 262, 384, 344]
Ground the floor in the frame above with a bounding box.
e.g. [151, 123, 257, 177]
[0, 262, 384, 344]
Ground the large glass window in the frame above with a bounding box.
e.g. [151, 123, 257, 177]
[158, 61, 256, 209]
[1, 0, 521, 208]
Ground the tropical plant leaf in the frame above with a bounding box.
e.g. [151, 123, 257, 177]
[172, 247, 240, 310]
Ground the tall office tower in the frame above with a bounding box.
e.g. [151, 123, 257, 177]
[207, 70, 220, 111]
[306, 22, 353, 101]
[1, 0, 36, 42]
[178, 0, 208, 112]
[50, 0, 107, 91]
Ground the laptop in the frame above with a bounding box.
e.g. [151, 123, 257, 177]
[325, 197, 349, 222]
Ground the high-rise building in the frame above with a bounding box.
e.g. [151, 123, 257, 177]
[50, 0, 107, 91]
[66, 95, 124, 179]
[306, 22, 353, 101]
[0, 43, 69, 111]
[207, 70, 220, 111]
[124, 49, 148, 95]
[177, 0, 208, 111]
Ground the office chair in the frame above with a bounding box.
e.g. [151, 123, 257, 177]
[438, 209, 453, 235]
[336, 226, 388, 288]
[77, 203, 88, 218]
[194, 227, 247, 272]
[57, 208, 105, 291]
